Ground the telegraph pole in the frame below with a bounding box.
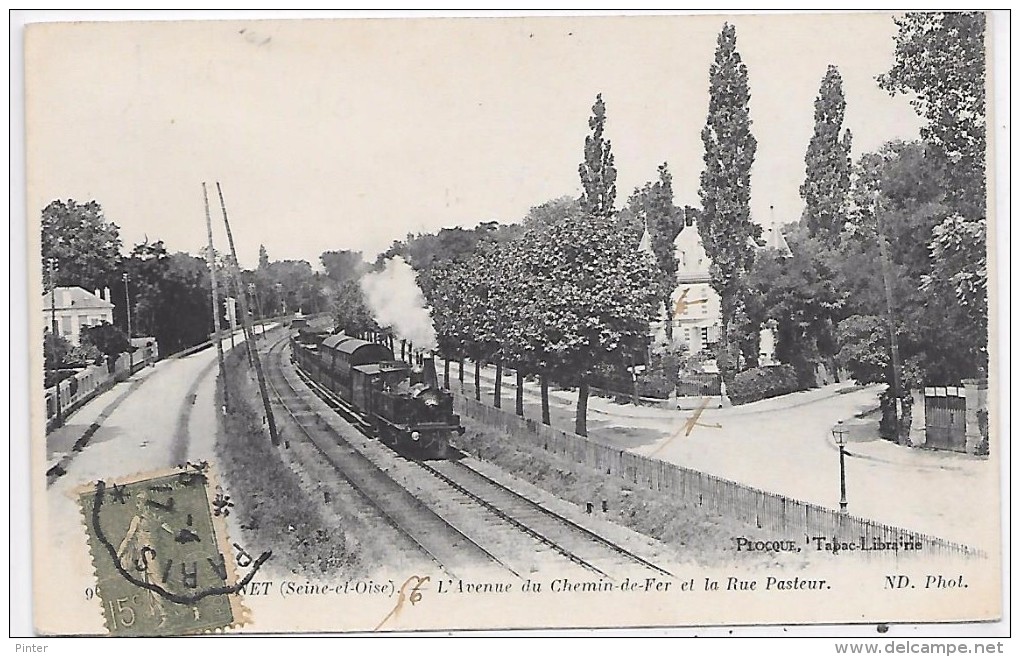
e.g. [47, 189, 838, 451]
[248, 282, 265, 337]
[47, 259, 62, 428]
[216, 182, 280, 446]
[874, 193, 904, 444]
[203, 182, 229, 412]
[122, 272, 134, 372]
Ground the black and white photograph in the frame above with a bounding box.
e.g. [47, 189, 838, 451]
[16, 10, 1005, 640]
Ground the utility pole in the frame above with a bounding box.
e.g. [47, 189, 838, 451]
[122, 272, 134, 372]
[47, 259, 62, 428]
[203, 182, 229, 412]
[249, 282, 265, 337]
[225, 297, 238, 352]
[216, 182, 280, 446]
[874, 193, 904, 444]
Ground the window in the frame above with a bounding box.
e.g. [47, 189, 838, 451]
[700, 327, 710, 345]
[60, 316, 72, 337]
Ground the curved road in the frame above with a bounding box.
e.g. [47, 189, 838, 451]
[37, 331, 250, 635]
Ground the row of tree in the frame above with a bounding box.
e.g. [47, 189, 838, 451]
[332, 14, 988, 439]
[745, 12, 987, 439]
[41, 200, 357, 363]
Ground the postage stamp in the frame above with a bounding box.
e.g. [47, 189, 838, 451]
[21, 9, 1005, 639]
[77, 464, 263, 636]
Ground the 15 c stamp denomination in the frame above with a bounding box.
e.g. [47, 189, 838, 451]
[78, 466, 267, 636]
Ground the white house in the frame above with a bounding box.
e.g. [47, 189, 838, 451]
[42, 286, 115, 345]
[669, 214, 791, 362]
[670, 214, 722, 354]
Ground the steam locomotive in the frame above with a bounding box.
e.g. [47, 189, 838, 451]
[290, 329, 463, 459]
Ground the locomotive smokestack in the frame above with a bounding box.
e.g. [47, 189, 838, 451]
[422, 356, 439, 390]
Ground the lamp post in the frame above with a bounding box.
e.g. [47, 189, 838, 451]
[47, 258, 62, 428]
[832, 420, 849, 513]
[122, 272, 133, 371]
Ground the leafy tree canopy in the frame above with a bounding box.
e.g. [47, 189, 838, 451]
[801, 64, 853, 244]
[41, 199, 123, 291]
[878, 11, 986, 219]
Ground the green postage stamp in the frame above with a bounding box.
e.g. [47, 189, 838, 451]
[78, 465, 264, 636]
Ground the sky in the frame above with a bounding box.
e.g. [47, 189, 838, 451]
[25, 11, 925, 270]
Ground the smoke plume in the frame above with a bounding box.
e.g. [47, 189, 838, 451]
[361, 256, 438, 351]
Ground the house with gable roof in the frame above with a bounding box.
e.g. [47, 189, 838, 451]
[668, 210, 791, 364]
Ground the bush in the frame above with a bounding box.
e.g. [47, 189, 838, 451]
[727, 364, 802, 405]
[636, 367, 674, 399]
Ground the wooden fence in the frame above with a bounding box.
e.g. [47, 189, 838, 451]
[45, 341, 160, 431]
[453, 392, 984, 559]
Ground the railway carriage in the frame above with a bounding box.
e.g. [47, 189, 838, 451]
[290, 330, 462, 459]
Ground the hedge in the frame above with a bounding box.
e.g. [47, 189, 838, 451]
[727, 364, 802, 405]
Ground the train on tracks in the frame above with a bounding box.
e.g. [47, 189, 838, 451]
[290, 328, 463, 459]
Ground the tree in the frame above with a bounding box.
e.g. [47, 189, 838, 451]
[41, 199, 123, 291]
[264, 260, 322, 314]
[320, 250, 366, 285]
[44, 331, 72, 370]
[578, 93, 617, 219]
[921, 214, 987, 367]
[878, 11, 988, 378]
[748, 225, 844, 387]
[623, 164, 684, 340]
[258, 244, 270, 271]
[115, 242, 214, 356]
[522, 196, 581, 228]
[331, 279, 378, 336]
[81, 322, 131, 361]
[697, 23, 761, 382]
[521, 212, 659, 436]
[878, 11, 986, 220]
[801, 65, 853, 244]
[842, 140, 984, 383]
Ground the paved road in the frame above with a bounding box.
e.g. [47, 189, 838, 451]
[452, 359, 997, 551]
[36, 332, 251, 635]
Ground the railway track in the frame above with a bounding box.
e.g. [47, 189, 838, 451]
[262, 333, 672, 580]
[261, 335, 510, 578]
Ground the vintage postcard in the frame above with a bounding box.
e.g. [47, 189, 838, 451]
[23, 11, 1004, 637]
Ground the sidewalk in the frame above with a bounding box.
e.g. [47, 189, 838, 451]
[827, 413, 986, 473]
[440, 357, 876, 422]
[45, 362, 165, 479]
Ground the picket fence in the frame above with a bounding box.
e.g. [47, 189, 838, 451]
[45, 342, 159, 431]
[453, 392, 984, 559]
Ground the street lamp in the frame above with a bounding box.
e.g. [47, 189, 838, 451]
[832, 420, 849, 513]
[123, 272, 133, 371]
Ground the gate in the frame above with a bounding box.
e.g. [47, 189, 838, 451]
[924, 387, 967, 452]
[676, 373, 721, 397]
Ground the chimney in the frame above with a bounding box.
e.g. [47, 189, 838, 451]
[104, 287, 111, 301]
[95, 288, 102, 300]
[422, 357, 439, 390]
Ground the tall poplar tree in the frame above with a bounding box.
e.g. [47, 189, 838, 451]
[578, 93, 617, 219]
[625, 163, 683, 340]
[801, 65, 853, 244]
[697, 23, 760, 381]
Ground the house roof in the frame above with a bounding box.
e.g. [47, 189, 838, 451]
[762, 224, 793, 257]
[41, 286, 114, 310]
